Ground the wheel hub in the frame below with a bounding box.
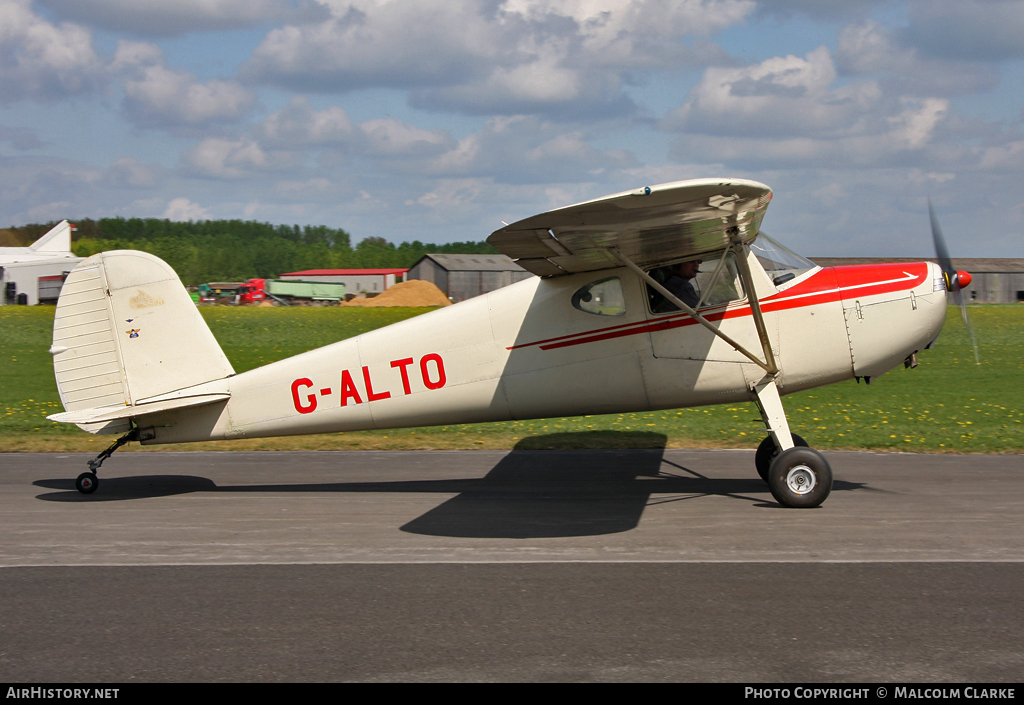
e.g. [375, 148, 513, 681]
[785, 465, 817, 495]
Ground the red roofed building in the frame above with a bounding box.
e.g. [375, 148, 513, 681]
[279, 269, 407, 294]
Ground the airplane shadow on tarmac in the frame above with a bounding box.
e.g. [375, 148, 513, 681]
[33, 432, 867, 539]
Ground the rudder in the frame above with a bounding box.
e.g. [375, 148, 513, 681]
[50, 250, 234, 434]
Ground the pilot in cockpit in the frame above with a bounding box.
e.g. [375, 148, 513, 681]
[662, 258, 702, 309]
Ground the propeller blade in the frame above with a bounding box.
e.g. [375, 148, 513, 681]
[930, 199, 980, 364]
[953, 287, 980, 365]
[929, 198, 955, 287]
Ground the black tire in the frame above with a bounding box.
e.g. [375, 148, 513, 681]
[755, 433, 808, 482]
[767, 447, 832, 508]
[76, 472, 98, 495]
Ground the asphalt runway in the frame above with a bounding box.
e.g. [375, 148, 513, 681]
[2, 449, 1023, 682]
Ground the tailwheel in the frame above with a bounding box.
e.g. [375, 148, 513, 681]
[767, 447, 832, 508]
[74, 427, 139, 496]
[755, 433, 808, 482]
[76, 472, 99, 495]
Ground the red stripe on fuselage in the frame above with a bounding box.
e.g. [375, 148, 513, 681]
[510, 263, 929, 352]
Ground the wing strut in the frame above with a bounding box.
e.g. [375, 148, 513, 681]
[725, 228, 792, 450]
[607, 245, 776, 375]
[726, 227, 780, 377]
[607, 236, 794, 453]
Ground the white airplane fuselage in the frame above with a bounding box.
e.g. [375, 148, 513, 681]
[139, 252, 948, 445]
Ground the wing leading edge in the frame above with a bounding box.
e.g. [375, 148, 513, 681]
[487, 178, 772, 277]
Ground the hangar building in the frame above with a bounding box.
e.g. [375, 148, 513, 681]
[0, 221, 83, 306]
[406, 254, 534, 302]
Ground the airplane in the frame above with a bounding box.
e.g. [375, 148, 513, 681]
[45, 178, 972, 508]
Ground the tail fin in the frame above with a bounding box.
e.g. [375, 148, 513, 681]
[29, 220, 73, 253]
[50, 250, 234, 434]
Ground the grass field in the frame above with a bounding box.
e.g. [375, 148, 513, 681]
[1, 304, 1021, 453]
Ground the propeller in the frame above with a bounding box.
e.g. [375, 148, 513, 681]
[929, 198, 979, 364]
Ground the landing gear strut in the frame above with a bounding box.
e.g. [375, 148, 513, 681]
[751, 377, 832, 508]
[76, 427, 139, 495]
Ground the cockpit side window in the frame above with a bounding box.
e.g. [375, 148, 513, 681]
[572, 277, 626, 316]
[647, 251, 745, 314]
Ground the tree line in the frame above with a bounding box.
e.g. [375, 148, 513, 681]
[2, 217, 500, 285]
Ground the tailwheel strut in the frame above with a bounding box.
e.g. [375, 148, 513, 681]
[76, 427, 140, 495]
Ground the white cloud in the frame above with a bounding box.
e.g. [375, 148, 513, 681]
[424, 115, 637, 183]
[37, 0, 290, 36]
[182, 137, 280, 179]
[428, 43, 586, 107]
[110, 40, 163, 73]
[0, 0, 1018, 260]
[242, 1, 499, 92]
[258, 97, 354, 147]
[503, 0, 753, 65]
[163, 197, 210, 221]
[255, 98, 454, 160]
[666, 47, 884, 139]
[243, 0, 753, 116]
[887, 98, 948, 150]
[660, 41, 1020, 174]
[753, 0, 882, 20]
[0, 0, 104, 101]
[408, 41, 637, 117]
[406, 178, 487, 210]
[118, 44, 256, 129]
[104, 157, 159, 188]
[978, 141, 1024, 172]
[250, 101, 632, 184]
[356, 118, 453, 157]
[836, 20, 995, 96]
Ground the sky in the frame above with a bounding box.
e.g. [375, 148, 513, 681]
[0, 0, 1022, 257]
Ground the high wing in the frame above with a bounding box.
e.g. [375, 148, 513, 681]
[487, 178, 772, 277]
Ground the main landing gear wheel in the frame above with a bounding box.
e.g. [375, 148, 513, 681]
[76, 472, 99, 495]
[755, 433, 808, 482]
[767, 447, 832, 508]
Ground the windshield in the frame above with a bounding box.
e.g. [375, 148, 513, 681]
[750, 233, 817, 286]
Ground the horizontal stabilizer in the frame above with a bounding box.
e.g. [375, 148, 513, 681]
[47, 393, 230, 424]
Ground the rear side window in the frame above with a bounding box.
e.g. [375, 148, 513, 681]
[572, 277, 626, 316]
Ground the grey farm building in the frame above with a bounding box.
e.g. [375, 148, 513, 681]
[406, 254, 534, 302]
